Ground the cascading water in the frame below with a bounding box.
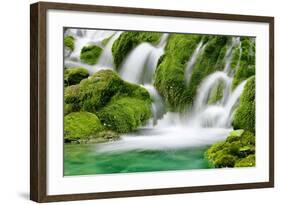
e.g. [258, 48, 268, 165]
[95, 36, 247, 153]
[64, 30, 121, 74]
[64, 31, 247, 153]
[184, 40, 206, 84]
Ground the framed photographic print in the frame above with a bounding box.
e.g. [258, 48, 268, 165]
[30, 1, 274, 202]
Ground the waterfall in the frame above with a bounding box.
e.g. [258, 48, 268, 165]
[119, 34, 168, 84]
[184, 40, 206, 83]
[194, 71, 231, 111]
[64, 30, 249, 152]
[64, 29, 118, 74]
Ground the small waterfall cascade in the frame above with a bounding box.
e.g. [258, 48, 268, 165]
[64, 30, 250, 152]
[184, 40, 206, 83]
[64, 29, 120, 74]
[119, 34, 169, 123]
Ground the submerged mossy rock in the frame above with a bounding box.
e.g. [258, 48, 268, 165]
[154, 35, 230, 110]
[208, 80, 225, 104]
[64, 67, 89, 86]
[80, 45, 103, 65]
[112, 31, 162, 68]
[232, 37, 255, 89]
[64, 112, 104, 142]
[98, 97, 151, 133]
[205, 130, 255, 168]
[64, 69, 152, 133]
[64, 35, 75, 51]
[232, 76, 255, 133]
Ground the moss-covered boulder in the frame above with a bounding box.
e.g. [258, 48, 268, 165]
[232, 76, 255, 133]
[64, 35, 75, 51]
[112, 31, 162, 68]
[98, 97, 151, 133]
[64, 112, 104, 142]
[80, 45, 103, 65]
[154, 35, 230, 110]
[64, 85, 81, 115]
[205, 130, 255, 168]
[235, 154, 255, 167]
[208, 80, 225, 104]
[232, 37, 255, 89]
[64, 67, 89, 86]
[64, 69, 152, 133]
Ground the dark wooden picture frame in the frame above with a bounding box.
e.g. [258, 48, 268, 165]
[30, 1, 274, 202]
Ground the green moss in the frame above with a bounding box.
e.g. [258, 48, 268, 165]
[80, 45, 103, 65]
[235, 154, 255, 167]
[214, 154, 236, 168]
[205, 130, 255, 168]
[112, 31, 162, 68]
[64, 85, 81, 115]
[230, 46, 241, 70]
[232, 37, 255, 89]
[63, 70, 152, 133]
[208, 80, 225, 104]
[64, 35, 75, 51]
[98, 97, 151, 133]
[154, 35, 230, 110]
[232, 76, 255, 133]
[154, 34, 202, 110]
[64, 67, 89, 86]
[186, 36, 230, 104]
[64, 112, 104, 142]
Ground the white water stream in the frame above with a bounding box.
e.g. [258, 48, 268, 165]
[64, 30, 247, 152]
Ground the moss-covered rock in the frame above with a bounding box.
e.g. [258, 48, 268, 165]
[208, 80, 225, 104]
[98, 97, 151, 133]
[235, 154, 255, 167]
[232, 76, 255, 133]
[64, 85, 81, 115]
[154, 35, 230, 110]
[64, 67, 89, 86]
[154, 34, 203, 110]
[64, 112, 104, 142]
[232, 37, 255, 89]
[64, 69, 152, 133]
[205, 130, 255, 168]
[112, 31, 162, 68]
[80, 45, 103, 65]
[64, 35, 75, 51]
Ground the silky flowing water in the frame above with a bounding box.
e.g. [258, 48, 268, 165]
[64, 30, 245, 175]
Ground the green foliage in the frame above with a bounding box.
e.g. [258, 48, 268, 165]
[232, 37, 255, 89]
[154, 35, 230, 110]
[112, 31, 162, 68]
[98, 97, 151, 133]
[80, 45, 103, 65]
[205, 130, 255, 168]
[232, 76, 255, 133]
[64, 35, 75, 51]
[64, 67, 89, 86]
[64, 112, 104, 142]
[208, 80, 225, 104]
[154, 34, 202, 110]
